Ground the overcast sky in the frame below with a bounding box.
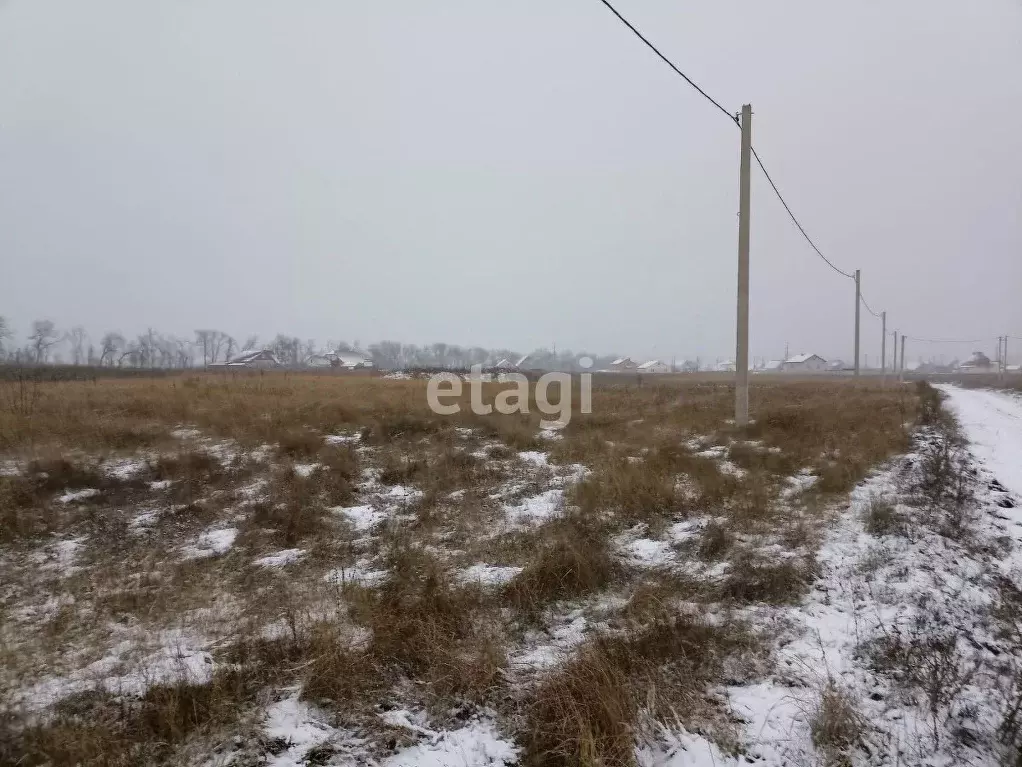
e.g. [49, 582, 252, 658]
[0, 0, 1019, 364]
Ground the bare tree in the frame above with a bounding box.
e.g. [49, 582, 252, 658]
[210, 331, 228, 364]
[241, 335, 259, 352]
[0, 316, 12, 360]
[67, 326, 88, 365]
[224, 335, 237, 362]
[195, 330, 215, 367]
[29, 320, 59, 363]
[100, 332, 125, 366]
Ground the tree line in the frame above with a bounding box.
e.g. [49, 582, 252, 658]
[0, 317, 623, 372]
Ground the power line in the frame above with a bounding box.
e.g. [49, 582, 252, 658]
[904, 335, 997, 344]
[859, 294, 881, 318]
[594, 0, 858, 285]
[594, 0, 738, 126]
[750, 147, 856, 281]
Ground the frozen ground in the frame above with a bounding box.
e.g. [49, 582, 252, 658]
[6, 383, 1022, 765]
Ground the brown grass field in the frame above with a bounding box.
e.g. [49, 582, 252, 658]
[0, 371, 922, 766]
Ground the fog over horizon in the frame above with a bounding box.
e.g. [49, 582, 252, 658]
[0, 0, 1019, 365]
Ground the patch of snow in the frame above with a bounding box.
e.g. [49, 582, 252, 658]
[694, 446, 727, 459]
[717, 460, 747, 478]
[171, 427, 202, 439]
[781, 468, 818, 497]
[512, 615, 589, 671]
[324, 563, 388, 587]
[505, 488, 564, 525]
[459, 563, 523, 586]
[104, 458, 147, 480]
[148, 479, 173, 491]
[57, 487, 100, 504]
[15, 630, 214, 711]
[381, 716, 519, 767]
[254, 549, 306, 568]
[330, 504, 385, 532]
[182, 527, 237, 559]
[518, 450, 550, 467]
[292, 462, 320, 478]
[262, 693, 338, 767]
[636, 724, 740, 767]
[385, 484, 423, 502]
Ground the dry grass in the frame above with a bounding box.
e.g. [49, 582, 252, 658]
[524, 614, 759, 767]
[0, 372, 924, 765]
[503, 512, 622, 618]
[811, 683, 865, 765]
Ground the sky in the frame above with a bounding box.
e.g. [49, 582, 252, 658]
[0, 0, 1019, 365]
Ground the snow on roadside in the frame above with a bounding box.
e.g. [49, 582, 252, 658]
[646, 420, 1022, 767]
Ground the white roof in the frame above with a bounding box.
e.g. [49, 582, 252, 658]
[611, 357, 631, 365]
[515, 354, 530, 367]
[785, 353, 824, 364]
[230, 349, 274, 363]
[332, 352, 371, 366]
[637, 359, 663, 369]
[763, 360, 783, 370]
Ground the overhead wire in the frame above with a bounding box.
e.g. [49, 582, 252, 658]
[595, 0, 738, 125]
[595, 0, 857, 282]
[596, 0, 1012, 353]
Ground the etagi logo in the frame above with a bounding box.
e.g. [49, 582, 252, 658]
[426, 358, 594, 428]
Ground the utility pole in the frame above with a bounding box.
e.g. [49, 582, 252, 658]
[854, 269, 861, 376]
[899, 334, 906, 382]
[881, 311, 887, 385]
[735, 103, 752, 428]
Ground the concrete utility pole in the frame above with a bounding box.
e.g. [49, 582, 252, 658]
[900, 334, 906, 382]
[735, 104, 752, 427]
[854, 269, 861, 376]
[881, 311, 887, 385]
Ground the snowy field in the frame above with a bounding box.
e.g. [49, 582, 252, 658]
[3, 374, 1022, 766]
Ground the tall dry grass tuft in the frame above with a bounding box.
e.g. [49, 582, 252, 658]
[504, 512, 622, 619]
[525, 614, 758, 767]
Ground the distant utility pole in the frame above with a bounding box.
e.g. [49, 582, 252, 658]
[900, 335, 906, 382]
[735, 103, 752, 428]
[881, 311, 887, 385]
[854, 269, 861, 376]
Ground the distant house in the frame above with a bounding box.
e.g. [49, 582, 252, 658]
[762, 360, 784, 372]
[224, 349, 279, 369]
[716, 360, 736, 373]
[637, 359, 669, 374]
[781, 353, 827, 372]
[493, 358, 516, 370]
[514, 354, 531, 370]
[679, 359, 700, 373]
[827, 359, 846, 372]
[959, 351, 993, 372]
[327, 350, 374, 370]
[610, 357, 637, 371]
[305, 354, 334, 369]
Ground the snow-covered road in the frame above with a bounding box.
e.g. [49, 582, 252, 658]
[939, 385, 1022, 496]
